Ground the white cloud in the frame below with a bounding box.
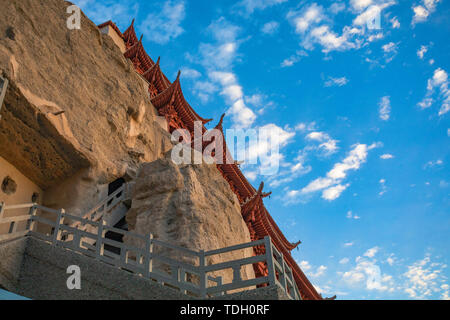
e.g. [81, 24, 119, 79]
[305, 131, 339, 155]
[380, 153, 394, 159]
[301, 143, 379, 200]
[192, 80, 218, 103]
[198, 19, 257, 128]
[382, 42, 396, 53]
[412, 0, 441, 25]
[344, 242, 354, 247]
[382, 42, 399, 63]
[299, 260, 312, 271]
[280, 50, 308, 68]
[390, 16, 400, 28]
[324, 76, 349, 87]
[340, 257, 350, 264]
[350, 0, 373, 12]
[412, 5, 429, 24]
[181, 67, 201, 79]
[386, 254, 396, 266]
[236, 0, 287, 15]
[288, 3, 325, 34]
[404, 254, 448, 299]
[343, 252, 394, 291]
[424, 159, 443, 168]
[418, 68, 450, 116]
[417, 45, 428, 59]
[140, 0, 185, 44]
[74, 0, 138, 26]
[323, 184, 350, 200]
[311, 265, 328, 277]
[346, 210, 361, 219]
[379, 96, 391, 121]
[295, 122, 316, 132]
[364, 246, 380, 258]
[261, 21, 280, 35]
[287, 1, 396, 54]
[299, 260, 327, 278]
[379, 178, 387, 195]
[329, 2, 346, 14]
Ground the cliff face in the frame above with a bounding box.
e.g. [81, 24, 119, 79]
[0, 0, 172, 215]
[0, 0, 255, 286]
[125, 152, 255, 286]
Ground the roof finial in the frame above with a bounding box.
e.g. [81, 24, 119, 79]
[293, 240, 302, 250]
[174, 70, 181, 83]
[257, 182, 265, 194]
[139, 34, 143, 42]
[131, 18, 135, 26]
[156, 56, 161, 65]
[215, 113, 225, 129]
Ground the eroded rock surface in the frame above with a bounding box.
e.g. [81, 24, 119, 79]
[125, 152, 255, 287]
[0, 0, 172, 214]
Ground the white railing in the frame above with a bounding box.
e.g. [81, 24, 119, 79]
[70, 184, 127, 231]
[0, 202, 301, 300]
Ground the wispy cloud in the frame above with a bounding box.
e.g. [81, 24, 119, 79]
[324, 76, 349, 87]
[380, 153, 394, 159]
[300, 142, 380, 201]
[286, 1, 396, 54]
[236, 0, 288, 15]
[379, 96, 391, 121]
[404, 254, 448, 299]
[140, 0, 186, 44]
[280, 50, 308, 68]
[346, 210, 361, 220]
[417, 45, 428, 59]
[74, 0, 138, 27]
[261, 21, 280, 35]
[418, 68, 450, 116]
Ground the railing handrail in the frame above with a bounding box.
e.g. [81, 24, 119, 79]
[72, 185, 127, 227]
[0, 202, 301, 299]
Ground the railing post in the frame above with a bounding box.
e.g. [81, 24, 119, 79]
[28, 204, 38, 232]
[0, 202, 4, 221]
[144, 234, 153, 277]
[52, 209, 64, 245]
[199, 250, 207, 299]
[279, 252, 288, 295]
[96, 219, 106, 259]
[232, 265, 242, 283]
[180, 269, 187, 295]
[264, 236, 276, 286]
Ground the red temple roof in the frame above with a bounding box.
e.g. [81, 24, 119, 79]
[124, 35, 155, 74]
[122, 19, 138, 49]
[143, 57, 171, 98]
[151, 71, 212, 132]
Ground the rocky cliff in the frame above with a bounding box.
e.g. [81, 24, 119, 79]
[0, 0, 172, 215]
[125, 152, 255, 286]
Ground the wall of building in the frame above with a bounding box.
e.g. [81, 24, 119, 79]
[100, 25, 126, 53]
[0, 157, 43, 234]
[0, 156, 43, 207]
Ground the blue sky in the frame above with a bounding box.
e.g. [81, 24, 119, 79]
[72, 0, 449, 299]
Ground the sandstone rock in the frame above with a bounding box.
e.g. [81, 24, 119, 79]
[0, 0, 172, 215]
[124, 152, 255, 290]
